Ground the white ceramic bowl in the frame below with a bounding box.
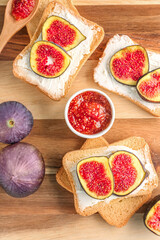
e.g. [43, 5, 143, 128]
[64, 88, 115, 139]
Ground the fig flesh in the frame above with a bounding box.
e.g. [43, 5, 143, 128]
[109, 151, 146, 196]
[144, 195, 160, 236]
[0, 101, 33, 144]
[137, 69, 160, 102]
[42, 16, 86, 51]
[0, 143, 45, 198]
[30, 41, 71, 78]
[77, 157, 114, 200]
[110, 45, 149, 86]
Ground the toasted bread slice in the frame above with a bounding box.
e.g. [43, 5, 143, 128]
[56, 137, 152, 227]
[99, 193, 151, 227]
[94, 34, 160, 117]
[26, 0, 79, 38]
[62, 136, 158, 217]
[13, 1, 104, 100]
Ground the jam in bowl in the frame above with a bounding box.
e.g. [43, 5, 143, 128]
[65, 89, 115, 138]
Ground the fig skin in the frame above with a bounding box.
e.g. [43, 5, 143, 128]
[77, 157, 114, 200]
[109, 151, 146, 196]
[110, 45, 149, 86]
[30, 40, 71, 79]
[0, 143, 45, 198]
[42, 16, 86, 51]
[0, 101, 33, 144]
[136, 68, 160, 103]
[144, 195, 160, 236]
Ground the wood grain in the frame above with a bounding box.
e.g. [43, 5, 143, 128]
[1, 5, 160, 60]
[0, 1, 160, 239]
[0, 119, 159, 239]
[1, 0, 160, 5]
[0, 5, 160, 120]
[0, 60, 154, 119]
[13, 118, 160, 170]
[0, 214, 158, 240]
[1, 5, 160, 118]
[1, 118, 159, 185]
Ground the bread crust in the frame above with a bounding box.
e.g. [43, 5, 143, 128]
[13, 1, 104, 101]
[99, 193, 151, 228]
[94, 35, 160, 117]
[56, 167, 72, 192]
[62, 136, 158, 218]
[57, 136, 153, 227]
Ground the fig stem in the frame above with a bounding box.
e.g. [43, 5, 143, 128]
[7, 119, 15, 128]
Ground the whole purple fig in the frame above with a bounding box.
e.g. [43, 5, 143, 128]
[0, 101, 33, 144]
[0, 143, 45, 198]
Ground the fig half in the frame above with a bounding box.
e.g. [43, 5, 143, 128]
[109, 151, 146, 196]
[0, 143, 45, 198]
[144, 195, 160, 236]
[30, 41, 71, 78]
[110, 45, 149, 86]
[42, 16, 86, 51]
[0, 101, 33, 144]
[137, 69, 160, 102]
[77, 157, 114, 200]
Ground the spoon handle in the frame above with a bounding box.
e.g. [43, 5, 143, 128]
[0, 22, 15, 53]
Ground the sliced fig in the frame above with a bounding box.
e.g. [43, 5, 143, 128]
[144, 195, 160, 236]
[0, 143, 45, 198]
[110, 45, 149, 86]
[0, 101, 33, 144]
[109, 151, 146, 196]
[30, 41, 71, 78]
[137, 69, 160, 102]
[77, 157, 114, 200]
[42, 16, 86, 51]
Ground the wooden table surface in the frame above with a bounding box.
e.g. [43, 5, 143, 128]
[0, 0, 160, 239]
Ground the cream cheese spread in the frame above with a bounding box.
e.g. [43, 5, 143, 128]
[94, 34, 160, 111]
[16, 3, 99, 99]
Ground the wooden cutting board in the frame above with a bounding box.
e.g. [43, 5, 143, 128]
[0, 1, 160, 239]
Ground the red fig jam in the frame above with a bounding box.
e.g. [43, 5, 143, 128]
[68, 91, 112, 135]
[12, 0, 35, 21]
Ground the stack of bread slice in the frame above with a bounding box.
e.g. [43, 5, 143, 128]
[56, 136, 158, 227]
